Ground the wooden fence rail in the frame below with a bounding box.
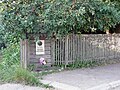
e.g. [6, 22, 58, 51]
[51, 34, 120, 66]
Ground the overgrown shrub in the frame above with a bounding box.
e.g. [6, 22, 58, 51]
[44, 0, 120, 36]
[0, 43, 42, 86]
[1, 0, 120, 39]
[0, 43, 20, 68]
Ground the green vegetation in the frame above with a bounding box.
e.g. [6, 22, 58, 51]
[14, 67, 41, 86]
[0, 44, 42, 86]
[66, 60, 98, 69]
[44, 0, 120, 35]
[0, 43, 53, 89]
[59, 59, 120, 70]
[0, 0, 120, 40]
[53, 60, 101, 70]
[0, 0, 120, 87]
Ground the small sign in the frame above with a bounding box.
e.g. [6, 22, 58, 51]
[36, 40, 45, 55]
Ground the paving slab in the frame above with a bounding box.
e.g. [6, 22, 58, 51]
[42, 63, 120, 90]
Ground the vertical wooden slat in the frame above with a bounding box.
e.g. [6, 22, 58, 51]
[59, 39, 61, 65]
[72, 35, 74, 64]
[91, 35, 93, 62]
[76, 35, 78, 61]
[68, 37, 70, 64]
[77, 35, 79, 60]
[25, 39, 28, 68]
[51, 39, 55, 65]
[83, 36, 85, 61]
[104, 35, 107, 61]
[84, 36, 87, 60]
[69, 35, 71, 63]
[65, 35, 69, 67]
[94, 35, 96, 60]
[113, 35, 116, 59]
[70, 35, 72, 63]
[62, 38, 65, 64]
[55, 40, 57, 65]
[97, 35, 100, 61]
[20, 39, 23, 67]
[27, 40, 30, 66]
[80, 35, 82, 61]
[72, 35, 73, 63]
[20, 39, 29, 69]
[57, 40, 59, 65]
[81, 36, 83, 61]
[103, 35, 105, 62]
[49, 34, 120, 66]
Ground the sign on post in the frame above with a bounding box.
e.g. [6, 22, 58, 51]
[36, 40, 45, 55]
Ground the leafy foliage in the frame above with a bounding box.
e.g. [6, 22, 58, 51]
[1, 0, 46, 39]
[0, 43, 20, 82]
[0, 43, 20, 68]
[1, 0, 120, 38]
[44, 0, 120, 36]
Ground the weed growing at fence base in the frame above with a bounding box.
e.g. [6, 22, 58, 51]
[0, 66, 42, 86]
[53, 60, 103, 70]
[66, 60, 100, 69]
[14, 67, 41, 86]
[53, 58, 120, 70]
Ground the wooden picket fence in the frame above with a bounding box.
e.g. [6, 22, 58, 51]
[51, 34, 120, 66]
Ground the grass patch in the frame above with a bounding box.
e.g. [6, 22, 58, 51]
[67, 60, 98, 68]
[0, 66, 41, 85]
[14, 67, 41, 86]
[0, 66, 53, 88]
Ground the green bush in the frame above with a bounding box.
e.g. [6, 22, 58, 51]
[0, 43, 20, 68]
[0, 66, 16, 83]
[0, 43, 42, 86]
[1, 0, 120, 39]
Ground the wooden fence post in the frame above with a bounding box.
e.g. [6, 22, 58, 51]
[20, 39, 29, 69]
[51, 39, 55, 65]
[65, 36, 69, 68]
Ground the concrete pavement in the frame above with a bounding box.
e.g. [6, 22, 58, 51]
[0, 84, 52, 90]
[42, 63, 120, 90]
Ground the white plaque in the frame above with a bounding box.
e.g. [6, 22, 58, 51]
[36, 40, 45, 55]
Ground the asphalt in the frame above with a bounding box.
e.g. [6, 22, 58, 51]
[42, 63, 120, 90]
